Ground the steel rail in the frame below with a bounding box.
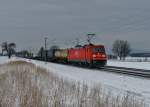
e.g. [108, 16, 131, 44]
[105, 66, 150, 72]
[100, 66, 150, 78]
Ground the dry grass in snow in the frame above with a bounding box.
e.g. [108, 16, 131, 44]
[0, 61, 148, 107]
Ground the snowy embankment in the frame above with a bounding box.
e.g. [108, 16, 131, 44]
[0, 59, 147, 107]
[107, 60, 150, 70]
[0, 56, 150, 105]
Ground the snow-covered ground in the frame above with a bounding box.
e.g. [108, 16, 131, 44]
[0, 56, 9, 64]
[108, 60, 150, 70]
[0, 56, 150, 105]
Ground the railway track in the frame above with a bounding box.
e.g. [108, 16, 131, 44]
[25, 58, 150, 79]
[49, 61, 150, 79]
[100, 66, 150, 78]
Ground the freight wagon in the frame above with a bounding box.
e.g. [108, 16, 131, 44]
[54, 49, 68, 62]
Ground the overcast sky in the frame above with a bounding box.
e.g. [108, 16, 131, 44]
[0, 0, 150, 53]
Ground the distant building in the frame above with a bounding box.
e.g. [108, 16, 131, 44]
[125, 53, 150, 62]
[130, 53, 150, 57]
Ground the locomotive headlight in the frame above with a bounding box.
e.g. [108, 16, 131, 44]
[102, 55, 106, 57]
[93, 54, 96, 57]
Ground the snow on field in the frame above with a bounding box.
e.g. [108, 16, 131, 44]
[0, 56, 18, 64]
[0, 56, 9, 64]
[17, 58, 150, 104]
[0, 56, 150, 104]
[108, 60, 150, 70]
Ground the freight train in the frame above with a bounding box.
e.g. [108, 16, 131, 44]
[41, 43, 107, 67]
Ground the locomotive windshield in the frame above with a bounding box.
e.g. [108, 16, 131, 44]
[93, 47, 105, 53]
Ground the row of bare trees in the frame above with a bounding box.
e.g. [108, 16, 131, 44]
[1, 42, 16, 58]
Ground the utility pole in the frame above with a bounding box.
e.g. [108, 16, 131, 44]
[44, 37, 48, 62]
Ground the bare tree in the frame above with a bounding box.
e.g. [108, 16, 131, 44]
[1, 42, 8, 55]
[1, 42, 16, 58]
[112, 40, 131, 60]
[8, 43, 16, 58]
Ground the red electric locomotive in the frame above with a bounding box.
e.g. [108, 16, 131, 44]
[68, 44, 107, 67]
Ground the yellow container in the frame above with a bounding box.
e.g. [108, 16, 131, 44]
[55, 49, 68, 59]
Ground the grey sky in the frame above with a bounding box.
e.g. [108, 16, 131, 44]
[0, 0, 150, 53]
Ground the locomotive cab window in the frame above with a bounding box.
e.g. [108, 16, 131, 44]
[93, 47, 105, 53]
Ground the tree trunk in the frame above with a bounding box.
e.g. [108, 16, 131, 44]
[119, 56, 122, 60]
[8, 49, 12, 59]
[2, 50, 3, 55]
